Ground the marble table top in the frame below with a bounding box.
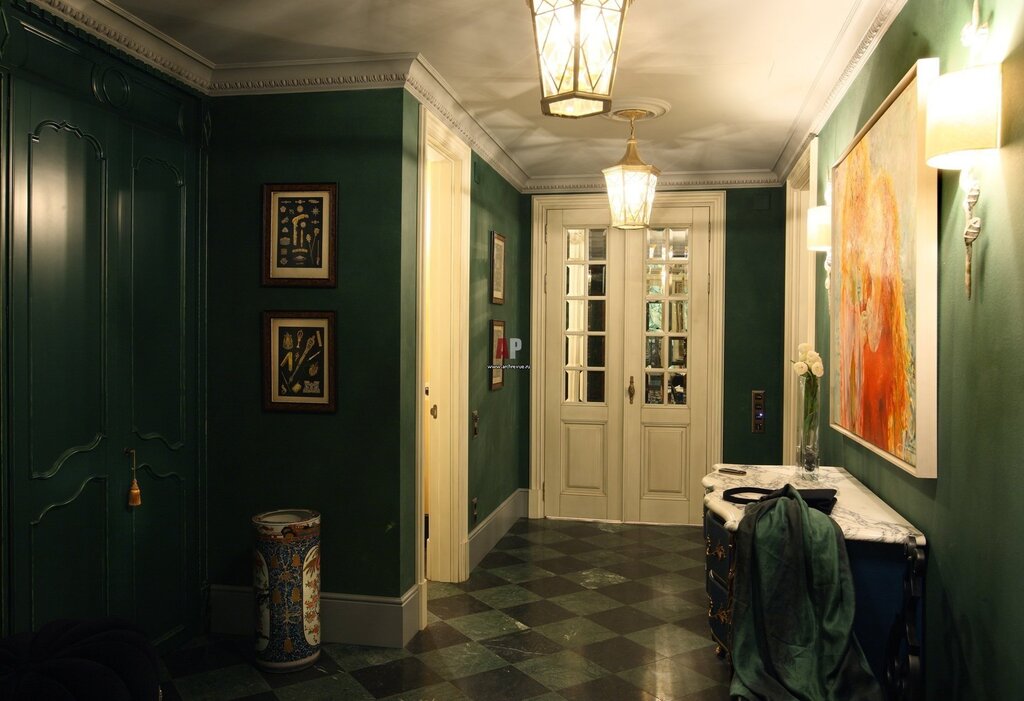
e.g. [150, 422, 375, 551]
[703, 464, 926, 545]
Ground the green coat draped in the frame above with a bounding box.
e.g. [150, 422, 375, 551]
[729, 485, 882, 701]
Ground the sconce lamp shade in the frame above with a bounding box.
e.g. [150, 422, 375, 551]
[603, 136, 660, 229]
[925, 64, 1001, 170]
[528, 0, 632, 118]
[806, 205, 831, 251]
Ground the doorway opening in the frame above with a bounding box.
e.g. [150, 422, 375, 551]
[416, 110, 471, 628]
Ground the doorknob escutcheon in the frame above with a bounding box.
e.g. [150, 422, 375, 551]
[628, 376, 636, 404]
[430, 404, 438, 419]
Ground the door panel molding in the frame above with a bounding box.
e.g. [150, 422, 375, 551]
[26, 120, 109, 479]
[130, 152, 187, 450]
[30, 475, 110, 627]
[531, 192, 725, 524]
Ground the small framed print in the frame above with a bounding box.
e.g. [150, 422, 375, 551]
[262, 183, 337, 287]
[263, 311, 336, 412]
[490, 320, 505, 390]
[491, 231, 505, 304]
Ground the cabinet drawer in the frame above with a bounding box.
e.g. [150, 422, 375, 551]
[707, 569, 731, 654]
[704, 509, 732, 585]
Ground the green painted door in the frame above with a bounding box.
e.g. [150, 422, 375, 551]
[6, 76, 200, 647]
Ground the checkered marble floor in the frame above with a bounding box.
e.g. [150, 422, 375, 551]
[160, 518, 731, 700]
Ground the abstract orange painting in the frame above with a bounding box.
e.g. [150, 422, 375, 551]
[829, 59, 938, 478]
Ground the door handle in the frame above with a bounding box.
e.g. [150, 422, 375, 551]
[628, 376, 636, 404]
[430, 404, 438, 419]
[124, 448, 142, 507]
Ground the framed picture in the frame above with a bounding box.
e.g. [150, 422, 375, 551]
[263, 311, 336, 412]
[262, 183, 337, 287]
[490, 320, 505, 390]
[829, 58, 938, 478]
[491, 231, 506, 304]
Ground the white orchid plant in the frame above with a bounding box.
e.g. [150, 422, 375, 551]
[793, 343, 823, 470]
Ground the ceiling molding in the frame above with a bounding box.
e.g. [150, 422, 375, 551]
[522, 170, 781, 194]
[773, 0, 909, 181]
[209, 55, 415, 95]
[405, 58, 529, 191]
[36, 0, 213, 90]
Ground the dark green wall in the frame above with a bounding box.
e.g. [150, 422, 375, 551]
[206, 89, 418, 597]
[467, 156, 532, 529]
[722, 188, 787, 465]
[815, 1, 1024, 697]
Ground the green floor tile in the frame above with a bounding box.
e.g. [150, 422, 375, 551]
[535, 617, 616, 648]
[323, 643, 411, 671]
[469, 583, 543, 609]
[573, 549, 629, 567]
[516, 649, 608, 690]
[520, 530, 574, 544]
[379, 681, 469, 700]
[626, 623, 715, 657]
[549, 590, 621, 616]
[418, 641, 507, 679]
[446, 610, 529, 641]
[618, 657, 719, 699]
[505, 545, 566, 561]
[564, 568, 629, 589]
[640, 572, 705, 595]
[630, 595, 704, 622]
[274, 673, 375, 701]
[489, 563, 557, 583]
[428, 582, 466, 600]
[172, 663, 271, 700]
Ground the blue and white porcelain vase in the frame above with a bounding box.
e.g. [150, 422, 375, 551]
[252, 509, 321, 672]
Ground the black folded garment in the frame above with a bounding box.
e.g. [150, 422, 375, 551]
[0, 618, 160, 701]
[723, 485, 838, 515]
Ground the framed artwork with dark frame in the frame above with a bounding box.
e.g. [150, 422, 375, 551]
[491, 231, 506, 304]
[262, 183, 337, 287]
[490, 320, 505, 390]
[263, 311, 336, 412]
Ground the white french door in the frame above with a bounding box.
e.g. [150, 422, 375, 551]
[541, 197, 712, 525]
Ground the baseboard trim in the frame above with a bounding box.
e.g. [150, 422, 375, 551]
[210, 581, 425, 648]
[468, 488, 529, 572]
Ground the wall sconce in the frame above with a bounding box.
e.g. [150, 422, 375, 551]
[925, 63, 1001, 299]
[527, 0, 632, 118]
[806, 203, 832, 290]
[602, 108, 660, 229]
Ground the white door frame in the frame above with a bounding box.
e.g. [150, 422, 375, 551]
[416, 109, 471, 627]
[529, 192, 726, 519]
[782, 138, 819, 460]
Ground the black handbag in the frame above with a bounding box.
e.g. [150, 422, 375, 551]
[722, 485, 838, 515]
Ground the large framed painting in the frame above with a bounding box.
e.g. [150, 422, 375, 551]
[262, 183, 337, 287]
[829, 58, 938, 478]
[263, 311, 336, 412]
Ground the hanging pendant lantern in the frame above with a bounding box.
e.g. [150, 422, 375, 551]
[603, 109, 660, 229]
[527, 0, 633, 118]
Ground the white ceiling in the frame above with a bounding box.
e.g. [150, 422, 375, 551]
[79, 0, 902, 188]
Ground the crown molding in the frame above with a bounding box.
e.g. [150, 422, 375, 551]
[35, 0, 214, 90]
[523, 169, 781, 194]
[773, 0, 908, 181]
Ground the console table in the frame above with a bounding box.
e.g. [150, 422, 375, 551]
[703, 464, 926, 698]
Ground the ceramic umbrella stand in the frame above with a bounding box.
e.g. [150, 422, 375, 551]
[252, 509, 321, 671]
